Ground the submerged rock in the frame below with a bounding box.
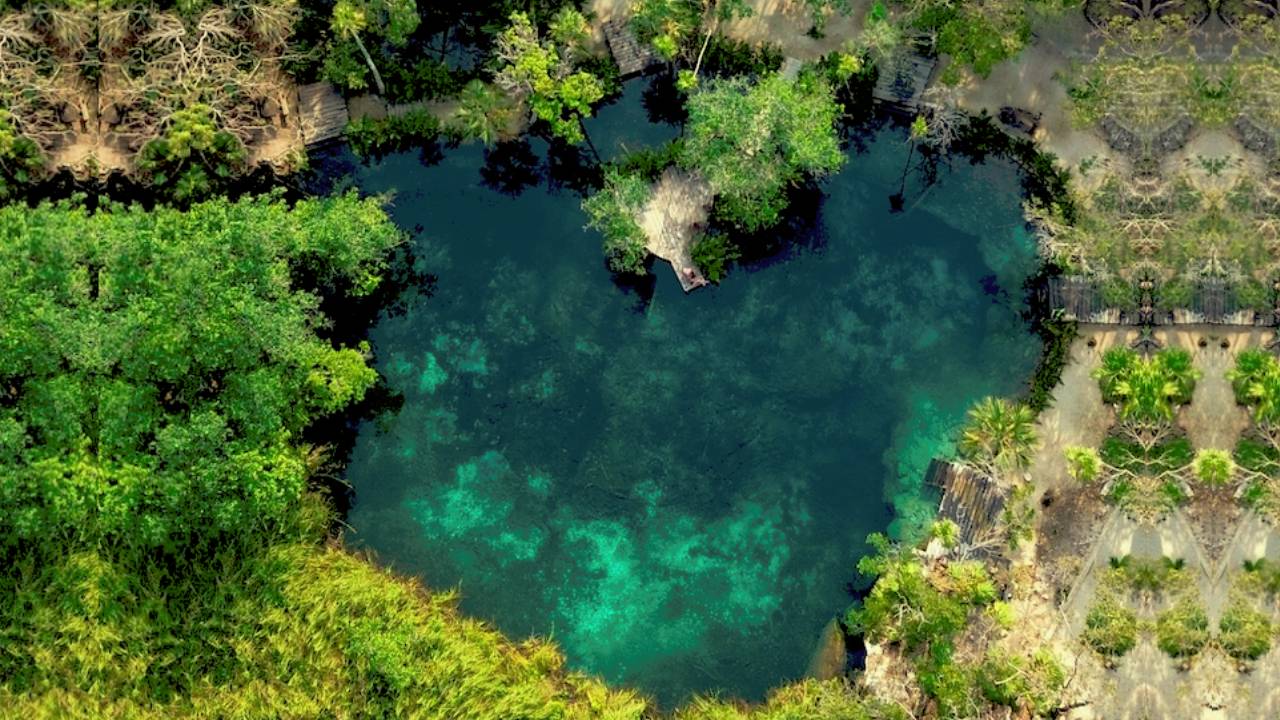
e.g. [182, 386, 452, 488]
[805, 617, 848, 680]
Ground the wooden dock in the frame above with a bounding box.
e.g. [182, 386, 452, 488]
[603, 19, 660, 78]
[297, 83, 349, 145]
[641, 169, 714, 292]
[925, 459, 1005, 549]
[872, 53, 936, 111]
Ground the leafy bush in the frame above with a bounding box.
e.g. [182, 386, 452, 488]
[1155, 598, 1209, 659]
[583, 168, 653, 275]
[345, 109, 442, 156]
[1229, 349, 1280, 422]
[0, 108, 43, 200]
[691, 232, 741, 283]
[1218, 600, 1271, 661]
[975, 648, 1066, 716]
[136, 104, 246, 203]
[1065, 446, 1103, 482]
[1193, 449, 1235, 486]
[1082, 593, 1138, 658]
[0, 195, 400, 550]
[1094, 348, 1199, 423]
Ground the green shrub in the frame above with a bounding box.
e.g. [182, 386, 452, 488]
[691, 232, 741, 283]
[1193, 449, 1235, 486]
[583, 168, 653, 275]
[345, 109, 443, 156]
[1082, 594, 1138, 658]
[0, 108, 43, 199]
[1026, 318, 1078, 412]
[1155, 598, 1209, 659]
[975, 648, 1066, 716]
[1094, 348, 1199, 423]
[1218, 601, 1271, 661]
[136, 104, 246, 203]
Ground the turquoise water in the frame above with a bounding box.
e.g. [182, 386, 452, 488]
[337, 84, 1040, 706]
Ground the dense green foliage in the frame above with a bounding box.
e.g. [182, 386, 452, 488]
[1230, 349, 1280, 423]
[0, 108, 43, 200]
[1026, 318, 1078, 412]
[136, 105, 247, 203]
[1094, 348, 1199, 423]
[346, 108, 444, 156]
[690, 232, 741, 283]
[583, 168, 653, 275]
[682, 74, 844, 232]
[956, 397, 1038, 481]
[495, 9, 607, 145]
[0, 196, 399, 550]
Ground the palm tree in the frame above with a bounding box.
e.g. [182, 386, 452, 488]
[453, 80, 512, 146]
[1093, 347, 1138, 402]
[332, 0, 385, 96]
[1229, 348, 1275, 403]
[958, 397, 1039, 482]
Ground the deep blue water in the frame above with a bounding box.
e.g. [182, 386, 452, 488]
[334, 81, 1040, 706]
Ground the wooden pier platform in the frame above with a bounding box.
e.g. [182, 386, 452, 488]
[603, 19, 660, 78]
[297, 83, 349, 145]
[872, 53, 936, 112]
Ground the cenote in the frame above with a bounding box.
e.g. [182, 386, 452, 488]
[331, 80, 1041, 706]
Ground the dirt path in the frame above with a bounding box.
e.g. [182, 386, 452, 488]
[951, 10, 1108, 172]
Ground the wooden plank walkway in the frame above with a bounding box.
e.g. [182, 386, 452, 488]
[641, 169, 714, 292]
[297, 83, 349, 145]
[872, 53, 936, 111]
[603, 19, 659, 78]
[925, 459, 1005, 549]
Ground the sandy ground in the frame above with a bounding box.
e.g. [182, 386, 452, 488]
[950, 9, 1109, 172]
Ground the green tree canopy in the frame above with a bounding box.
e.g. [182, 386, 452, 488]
[0, 194, 401, 550]
[681, 73, 845, 232]
[494, 8, 606, 145]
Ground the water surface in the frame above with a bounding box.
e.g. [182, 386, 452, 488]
[338, 85, 1040, 705]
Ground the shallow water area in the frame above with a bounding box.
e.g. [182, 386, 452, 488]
[336, 83, 1042, 706]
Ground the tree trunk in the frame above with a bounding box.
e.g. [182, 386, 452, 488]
[578, 115, 601, 163]
[352, 32, 386, 96]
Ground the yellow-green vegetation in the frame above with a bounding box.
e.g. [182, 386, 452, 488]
[1231, 350, 1280, 518]
[1094, 348, 1199, 425]
[956, 397, 1039, 483]
[0, 497, 655, 720]
[1042, 10, 1280, 315]
[848, 534, 1066, 718]
[1083, 556, 1213, 665]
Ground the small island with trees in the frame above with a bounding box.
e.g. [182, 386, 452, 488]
[1, 0, 1279, 718]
